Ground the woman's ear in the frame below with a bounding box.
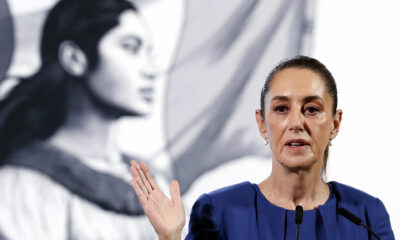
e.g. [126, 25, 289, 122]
[58, 40, 88, 77]
[255, 109, 268, 139]
[330, 109, 343, 140]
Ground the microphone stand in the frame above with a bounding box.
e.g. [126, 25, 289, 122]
[338, 207, 382, 240]
[295, 205, 303, 240]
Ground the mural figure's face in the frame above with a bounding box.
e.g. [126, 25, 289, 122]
[256, 68, 341, 171]
[87, 10, 156, 116]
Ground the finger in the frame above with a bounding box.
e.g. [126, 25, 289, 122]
[138, 162, 153, 193]
[139, 160, 149, 172]
[130, 161, 140, 177]
[131, 161, 151, 195]
[145, 170, 159, 191]
[130, 179, 148, 205]
[140, 161, 159, 190]
[130, 160, 140, 170]
[169, 180, 183, 206]
[133, 168, 150, 197]
[130, 160, 138, 166]
[130, 166, 138, 178]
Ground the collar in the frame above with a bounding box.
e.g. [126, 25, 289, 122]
[6, 141, 144, 216]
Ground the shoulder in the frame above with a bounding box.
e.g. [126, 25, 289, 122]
[208, 181, 255, 198]
[0, 165, 71, 197]
[330, 181, 379, 207]
[187, 182, 256, 239]
[0, 165, 71, 208]
[330, 181, 383, 216]
[189, 181, 256, 221]
[199, 181, 256, 207]
[330, 181, 394, 236]
[0, 165, 70, 239]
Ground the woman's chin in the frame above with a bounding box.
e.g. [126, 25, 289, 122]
[279, 155, 317, 171]
[116, 102, 153, 116]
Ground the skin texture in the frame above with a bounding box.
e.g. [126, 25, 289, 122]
[130, 67, 343, 238]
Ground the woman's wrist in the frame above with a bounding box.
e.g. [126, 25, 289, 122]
[157, 225, 184, 240]
[158, 232, 182, 240]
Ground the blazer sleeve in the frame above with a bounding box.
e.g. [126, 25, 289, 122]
[372, 198, 395, 240]
[185, 193, 224, 240]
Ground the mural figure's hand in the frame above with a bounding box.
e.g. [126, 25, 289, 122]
[130, 160, 185, 240]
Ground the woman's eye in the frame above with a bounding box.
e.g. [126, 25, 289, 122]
[274, 106, 288, 113]
[304, 106, 320, 115]
[121, 42, 140, 54]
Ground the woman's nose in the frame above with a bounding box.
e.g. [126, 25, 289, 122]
[288, 109, 305, 132]
[141, 70, 157, 80]
[141, 47, 161, 81]
[141, 60, 160, 81]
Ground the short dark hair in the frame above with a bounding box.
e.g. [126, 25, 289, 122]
[260, 55, 338, 179]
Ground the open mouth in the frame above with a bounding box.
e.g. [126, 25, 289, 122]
[285, 139, 310, 149]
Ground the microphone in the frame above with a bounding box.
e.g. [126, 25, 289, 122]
[295, 205, 303, 240]
[338, 207, 382, 240]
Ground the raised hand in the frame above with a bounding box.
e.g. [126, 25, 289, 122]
[130, 161, 185, 240]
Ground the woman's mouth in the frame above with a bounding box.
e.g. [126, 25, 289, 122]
[140, 87, 153, 102]
[285, 139, 310, 150]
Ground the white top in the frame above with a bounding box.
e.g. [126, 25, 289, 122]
[0, 165, 156, 240]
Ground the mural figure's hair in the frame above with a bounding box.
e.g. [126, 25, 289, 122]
[0, 0, 136, 161]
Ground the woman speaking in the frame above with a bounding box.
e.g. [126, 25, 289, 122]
[130, 56, 395, 239]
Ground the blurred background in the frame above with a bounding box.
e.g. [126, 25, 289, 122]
[314, 0, 400, 236]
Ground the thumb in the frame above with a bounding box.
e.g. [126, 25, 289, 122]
[169, 180, 182, 205]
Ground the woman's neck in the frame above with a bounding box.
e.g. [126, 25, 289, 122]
[47, 83, 119, 160]
[259, 161, 329, 211]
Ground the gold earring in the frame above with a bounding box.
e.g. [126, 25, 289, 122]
[264, 138, 269, 145]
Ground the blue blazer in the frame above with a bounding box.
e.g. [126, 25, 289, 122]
[185, 181, 395, 240]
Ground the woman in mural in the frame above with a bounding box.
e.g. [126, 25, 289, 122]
[0, 0, 158, 238]
[130, 56, 395, 239]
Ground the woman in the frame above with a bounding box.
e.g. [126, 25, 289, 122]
[0, 0, 158, 239]
[130, 56, 395, 239]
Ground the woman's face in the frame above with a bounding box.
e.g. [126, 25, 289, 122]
[87, 10, 155, 115]
[256, 68, 342, 171]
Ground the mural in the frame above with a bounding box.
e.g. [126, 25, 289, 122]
[0, 0, 315, 239]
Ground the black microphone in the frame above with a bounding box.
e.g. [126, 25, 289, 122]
[295, 205, 303, 240]
[338, 207, 382, 240]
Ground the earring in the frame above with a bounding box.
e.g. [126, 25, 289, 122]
[264, 138, 269, 146]
[328, 140, 332, 146]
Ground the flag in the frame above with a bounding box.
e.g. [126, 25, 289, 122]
[166, 0, 315, 192]
[0, 0, 315, 238]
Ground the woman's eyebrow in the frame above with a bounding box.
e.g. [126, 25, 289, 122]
[271, 95, 323, 102]
[271, 96, 289, 101]
[303, 95, 323, 102]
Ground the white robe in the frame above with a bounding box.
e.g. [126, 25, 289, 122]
[0, 146, 157, 240]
